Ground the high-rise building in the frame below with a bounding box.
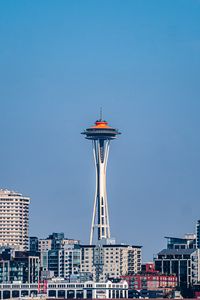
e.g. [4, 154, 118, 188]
[80, 244, 142, 282]
[196, 220, 200, 248]
[0, 189, 30, 251]
[82, 117, 120, 244]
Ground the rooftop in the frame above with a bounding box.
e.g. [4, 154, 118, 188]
[0, 189, 30, 200]
[158, 248, 196, 255]
[0, 189, 22, 197]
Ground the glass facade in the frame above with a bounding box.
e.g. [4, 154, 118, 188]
[0, 249, 39, 283]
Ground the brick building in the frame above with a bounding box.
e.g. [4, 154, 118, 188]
[121, 263, 177, 294]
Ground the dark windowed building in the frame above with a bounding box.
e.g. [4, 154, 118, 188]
[0, 248, 39, 283]
[29, 237, 39, 252]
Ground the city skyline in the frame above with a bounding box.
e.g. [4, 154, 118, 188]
[0, 0, 200, 261]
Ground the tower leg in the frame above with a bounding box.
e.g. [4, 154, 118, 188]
[90, 139, 111, 244]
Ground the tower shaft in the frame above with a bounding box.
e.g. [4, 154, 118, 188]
[90, 140, 110, 245]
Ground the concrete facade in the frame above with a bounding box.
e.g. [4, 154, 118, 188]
[0, 189, 30, 251]
[0, 280, 128, 299]
[81, 244, 142, 282]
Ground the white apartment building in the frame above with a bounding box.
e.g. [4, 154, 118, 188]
[80, 244, 142, 282]
[46, 245, 81, 280]
[0, 279, 129, 299]
[0, 189, 30, 251]
[63, 245, 81, 280]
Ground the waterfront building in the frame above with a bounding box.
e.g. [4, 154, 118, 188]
[82, 117, 120, 244]
[0, 189, 30, 251]
[0, 279, 128, 299]
[121, 263, 177, 294]
[154, 229, 200, 297]
[80, 244, 142, 282]
[69, 272, 93, 283]
[154, 248, 200, 289]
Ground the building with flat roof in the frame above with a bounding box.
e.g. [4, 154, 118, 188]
[154, 248, 200, 289]
[81, 244, 142, 282]
[35, 233, 80, 252]
[0, 279, 128, 299]
[0, 248, 39, 283]
[48, 244, 81, 280]
[0, 189, 30, 251]
[121, 262, 177, 295]
[29, 236, 38, 252]
[165, 234, 196, 250]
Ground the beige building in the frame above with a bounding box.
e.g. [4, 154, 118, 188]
[39, 239, 52, 252]
[0, 189, 30, 250]
[62, 238, 80, 247]
[38, 238, 80, 252]
[80, 244, 142, 282]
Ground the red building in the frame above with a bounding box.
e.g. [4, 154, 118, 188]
[121, 263, 177, 294]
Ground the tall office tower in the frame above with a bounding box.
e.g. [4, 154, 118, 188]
[0, 189, 30, 250]
[82, 117, 120, 245]
[196, 220, 200, 248]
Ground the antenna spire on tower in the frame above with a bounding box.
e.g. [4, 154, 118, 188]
[100, 107, 103, 121]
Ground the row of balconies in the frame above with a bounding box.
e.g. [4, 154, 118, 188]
[0, 220, 27, 222]
[0, 201, 29, 204]
[0, 217, 28, 220]
[0, 231, 28, 234]
[0, 208, 28, 211]
[0, 224, 27, 227]
[0, 234, 28, 241]
[0, 235, 26, 238]
[0, 204, 29, 207]
[0, 225, 24, 228]
[0, 212, 29, 216]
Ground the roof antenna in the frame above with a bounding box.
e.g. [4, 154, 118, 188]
[100, 107, 103, 121]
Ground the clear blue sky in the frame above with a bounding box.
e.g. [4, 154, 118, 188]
[0, 0, 200, 261]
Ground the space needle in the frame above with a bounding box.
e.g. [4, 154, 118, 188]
[82, 113, 121, 245]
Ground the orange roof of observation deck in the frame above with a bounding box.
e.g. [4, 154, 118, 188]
[91, 120, 112, 129]
[81, 118, 121, 140]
